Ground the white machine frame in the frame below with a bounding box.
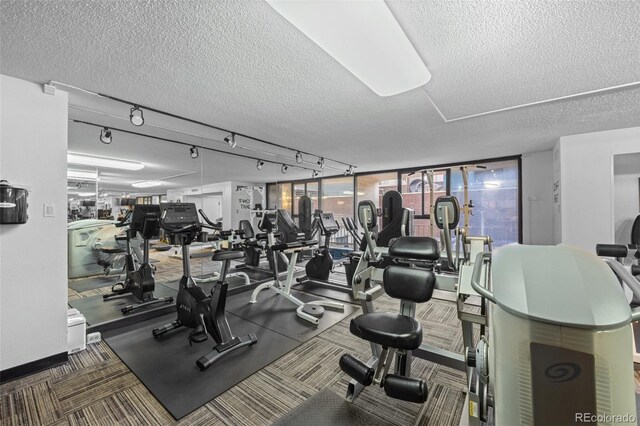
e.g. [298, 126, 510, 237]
[249, 234, 344, 325]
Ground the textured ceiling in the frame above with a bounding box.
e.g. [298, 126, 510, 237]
[2, 0, 640, 188]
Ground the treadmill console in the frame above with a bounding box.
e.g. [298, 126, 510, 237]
[318, 212, 340, 235]
[130, 204, 161, 232]
[159, 203, 200, 233]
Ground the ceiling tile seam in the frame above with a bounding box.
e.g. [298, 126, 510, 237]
[423, 80, 640, 123]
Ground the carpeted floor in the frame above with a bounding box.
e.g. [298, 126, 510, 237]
[5, 262, 479, 426]
[14, 253, 637, 425]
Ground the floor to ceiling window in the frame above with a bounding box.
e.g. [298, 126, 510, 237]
[267, 156, 520, 248]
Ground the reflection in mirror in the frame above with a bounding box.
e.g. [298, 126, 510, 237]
[67, 121, 204, 328]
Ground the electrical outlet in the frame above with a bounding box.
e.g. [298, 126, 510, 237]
[87, 332, 102, 344]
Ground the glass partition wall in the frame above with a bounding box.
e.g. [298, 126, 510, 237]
[267, 156, 521, 248]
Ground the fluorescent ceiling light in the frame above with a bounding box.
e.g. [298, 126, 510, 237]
[267, 0, 430, 96]
[78, 192, 95, 197]
[484, 181, 501, 189]
[68, 153, 144, 170]
[132, 181, 163, 188]
[68, 170, 98, 180]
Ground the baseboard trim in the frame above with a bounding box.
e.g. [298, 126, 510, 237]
[0, 352, 68, 383]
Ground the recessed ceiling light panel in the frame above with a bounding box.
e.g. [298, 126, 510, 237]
[68, 153, 144, 170]
[132, 181, 163, 188]
[67, 170, 98, 180]
[267, 0, 430, 96]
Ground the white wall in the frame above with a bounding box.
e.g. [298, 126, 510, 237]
[231, 182, 265, 229]
[521, 150, 554, 245]
[613, 153, 640, 244]
[555, 127, 640, 251]
[0, 75, 69, 370]
[168, 181, 264, 229]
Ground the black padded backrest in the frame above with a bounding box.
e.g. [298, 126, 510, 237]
[433, 196, 460, 230]
[298, 196, 313, 238]
[239, 220, 255, 239]
[388, 237, 440, 261]
[377, 207, 412, 247]
[258, 213, 277, 233]
[632, 215, 640, 245]
[382, 190, 403, 229]
[277, 209, 304, 242]
[383, 265, 435, 303]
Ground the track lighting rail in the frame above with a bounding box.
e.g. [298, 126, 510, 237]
[49, 81, 355, 171]
[72, 119, 321, 172]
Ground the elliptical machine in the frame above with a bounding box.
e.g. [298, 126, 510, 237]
[152, 203, 257, 370]
[103, 204, 173, 314]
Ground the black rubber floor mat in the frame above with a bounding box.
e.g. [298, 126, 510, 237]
[102, 312, 300, 419]
[293, 278, 355, 304]
[273, 389, 393, 426]
[225, 288, 358, 342]
[68, 283, 177, 326]
[69, 275, 120, 292]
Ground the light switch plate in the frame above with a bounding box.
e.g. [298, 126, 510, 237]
[43, 203, 55, 217]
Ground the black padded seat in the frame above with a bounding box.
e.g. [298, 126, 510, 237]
[350, 312, 422, 350]
[212, 249, 245, 262]
[101, 246, 126, 254]
[388, 237, 439, 261]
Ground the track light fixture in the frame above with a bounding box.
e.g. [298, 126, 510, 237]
[189, 145, 199, 159]
[75, 120, 340, 175]
[225, 133, 236, 148]
[129, 105, 144, 126]
[55, 82, 355, 171]
[312, 170, 319, 178]
[99, 127, 112, 144]
[347, 165, 354, 175]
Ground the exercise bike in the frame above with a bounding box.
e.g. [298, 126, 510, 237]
[296, 210, 352, 293]
[102, 204, 173, 314]
[152, 202, 257, 370]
